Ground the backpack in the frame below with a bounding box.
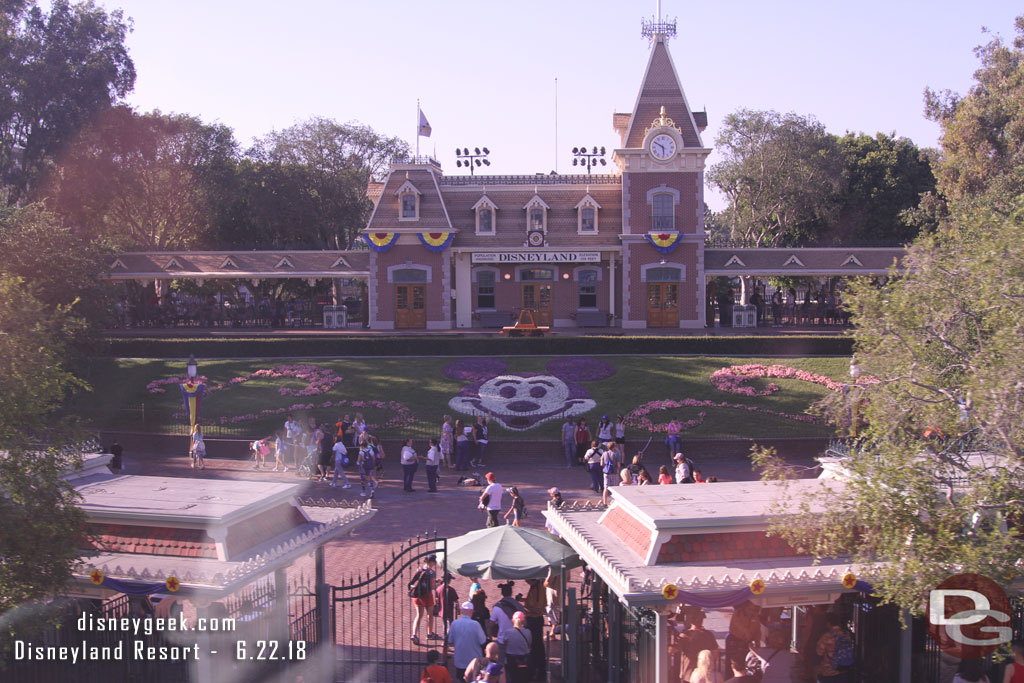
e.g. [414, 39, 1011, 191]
[408, 569, 430, 598]
[831, 630, 854, 669]
[602, 453, 617, 474]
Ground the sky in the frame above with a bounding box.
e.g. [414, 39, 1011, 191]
[93, 0, 1021, 211]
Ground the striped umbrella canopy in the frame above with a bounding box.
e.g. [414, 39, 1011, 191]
[439, 526, 582, 580]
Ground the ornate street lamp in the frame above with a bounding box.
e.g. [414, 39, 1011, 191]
[187, 353, 198, 379]
[456, 147, 491, 176]
[572, 146, 607, 175]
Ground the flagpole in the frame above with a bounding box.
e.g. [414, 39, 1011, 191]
[416, 99, 420, 158]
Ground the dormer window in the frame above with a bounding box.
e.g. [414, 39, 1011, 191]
[523, 195, 550, 233]
[473, 195, 497, 235]
[575, 194, 601, 234]
[395, 179, 421, 221]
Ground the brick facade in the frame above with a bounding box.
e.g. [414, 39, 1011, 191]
[655, 530, 805, 564]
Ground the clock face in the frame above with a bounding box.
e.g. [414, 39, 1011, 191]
[527, 230, 544, 247]
[650, 133, 676, 161]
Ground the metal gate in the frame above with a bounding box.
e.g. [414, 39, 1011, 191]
[332, 533, 448, 683]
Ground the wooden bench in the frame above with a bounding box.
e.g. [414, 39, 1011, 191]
[478, 311, 514, 328]
[575, 311, 610, 327]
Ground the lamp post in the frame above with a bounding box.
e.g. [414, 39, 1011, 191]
[456, 147, 491, 176]
[187, 354, 198, 380]
[572, 146, 607, 175]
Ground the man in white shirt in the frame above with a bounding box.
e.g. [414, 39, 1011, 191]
[560, 417, 575, 468]
[284, 415, 299, 468]
[448, 602, 486, 680]
[331, 439, 351, 488]
[481, 472, 503, 528]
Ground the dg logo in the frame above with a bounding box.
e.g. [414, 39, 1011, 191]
[927, 573, 1012, 658]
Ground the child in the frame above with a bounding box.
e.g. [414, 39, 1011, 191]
[503, 486, 526, 526]
[658, 464, 673, 485]
[272, 430, 287, 472]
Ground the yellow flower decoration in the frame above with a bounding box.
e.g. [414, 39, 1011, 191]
[842, 573, 857, 589]
[749, 579, 766, 595]
[661, 583, 679, 600]
[90, 569, 104, 585]
[165, 575, 181, 593]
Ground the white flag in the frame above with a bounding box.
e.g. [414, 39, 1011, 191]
[418, 109, 432, 138]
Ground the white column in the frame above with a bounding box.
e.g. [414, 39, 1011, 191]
[608, 254, 616, 323]
[654, 612, 670, 682]
[455, 253, 473, 328]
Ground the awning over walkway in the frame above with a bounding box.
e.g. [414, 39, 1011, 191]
[704, 247, 905, 277]
[104, 251, 370, 281]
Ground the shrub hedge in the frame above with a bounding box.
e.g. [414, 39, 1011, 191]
[106, 334, 852, 358]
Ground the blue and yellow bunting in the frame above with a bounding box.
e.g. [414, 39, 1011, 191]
[365, 232, 399, 253]
[418, 232, 454, 252]
[646, 232, 683, 255]
[180, 382, 205, 430]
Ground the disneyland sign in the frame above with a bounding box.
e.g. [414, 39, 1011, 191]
[472, 251, 601, 264]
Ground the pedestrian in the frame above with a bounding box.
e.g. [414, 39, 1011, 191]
[434, 572, 459, 635]
[109, 440, 124, 472]
[665, 418, 683, 458]
[317, 427, 334, 481]
[596, 415, 614, 443]
[489, 582, 526, 657]
[952, 659, 989, 683]
[471, 415, 489, 467]
[678, 609, 720, 683]
[334, 413, 351, 446]
[357, 439, 377, 497]
[522, 579, 547, 681]
[614, 414, 627, 446]
[464, 644, 501, 683]
[504, 612, 532, 683]
[815, 613, 854, 683]
[658, 464, 673, 485]
[401, 438, 420, 492]
[190, 425, 206, 470]
[455, 419, 471, 471]
[331, 436, 351, 489]
[272, 430, 287, 472]
[619, 467, 633, 486]
[284, 413, 300, 468]
[252, 437, 268, 470]
[441, 415, 455, 469]
[480, 472, 503, 528]
[425, 438, 442, 492]
[410, 554, 439, 645]
[689, 650, 718, 683]
[560, 416, 575, 468]
[448, 602, 486, 682]
[503, 486, 526, 527]
[421, 650, 453, 683]
[1003, 642, 1024, 683]
[573, 418, 590, 465]
[600, 442, 622, 505]
[470, 589, 490, 636]
[370, 434, 386, 477]
[547, 487, 564, 509]
[584, 440, 604, 493]
[311, 423, 326, 479]
[674, 453, 695, 484]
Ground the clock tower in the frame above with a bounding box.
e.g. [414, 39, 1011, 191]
[614, 18, 711, 328]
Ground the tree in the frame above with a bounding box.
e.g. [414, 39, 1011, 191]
[707, 109, 844, 246]
[0, 0, 135, 204]
[220, 118, 409, 249]
[758, 202, 1024, 613]
[925, 16, 1024, 212]
[0, 275, 87, 615]
[829, 132, 937, 244]
[45, 107, 238, 249]
[0, 204, 113, 366]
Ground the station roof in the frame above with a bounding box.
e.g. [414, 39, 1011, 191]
[103, 250, 369, 280]
[704, 247, 905, 276]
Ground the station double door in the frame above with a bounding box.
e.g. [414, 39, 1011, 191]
[522, 284, 552, 326]
[395, 285, 426, 329]
[647, 283, 679, 327]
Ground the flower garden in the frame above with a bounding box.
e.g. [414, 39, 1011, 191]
[76, 355, 853, 440]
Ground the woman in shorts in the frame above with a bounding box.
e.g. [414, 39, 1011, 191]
[358, 439, 378, 497]
[190, 425, 206, 470]
[409, 555, 438, 644]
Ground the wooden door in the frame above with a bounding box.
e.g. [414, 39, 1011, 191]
[522, 284, 552, 325]
[647, 283, 679, 327]
[395, 285, 426, 328]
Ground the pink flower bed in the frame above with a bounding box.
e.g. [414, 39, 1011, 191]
[148, 364, 343, 397]
[710, 364, 843, 396]
[625, 397, 819, 431]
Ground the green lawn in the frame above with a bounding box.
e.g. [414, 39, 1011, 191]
[74, 356, 850, 440]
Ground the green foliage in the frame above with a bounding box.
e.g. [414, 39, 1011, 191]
[925, 16, 1024, 211]
[0, 0, 135, 204]
[104, 333, 854, 359]
[762, 203, 1024, 612]
[45, 106, 239, 249]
